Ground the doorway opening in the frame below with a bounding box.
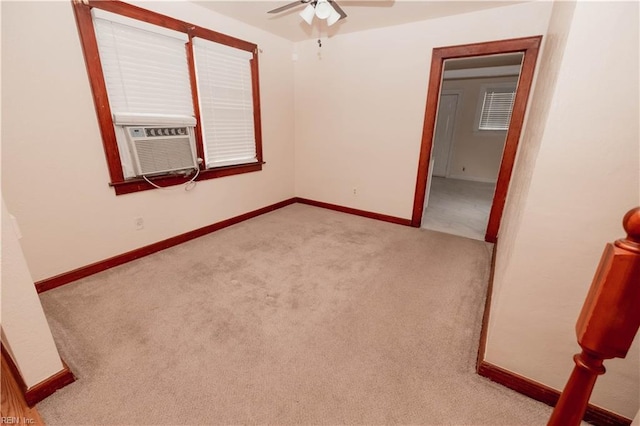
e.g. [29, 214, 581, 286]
[422, 53, 523, 240]
[411, 37, 542, 243]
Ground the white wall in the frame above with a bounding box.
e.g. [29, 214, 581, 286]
[293, 1, 553, 219]
[1, 199, 65, 387]
[442, 76, 519, 183]
[1, 1, 295, 281]
[487, 0, 639, 418]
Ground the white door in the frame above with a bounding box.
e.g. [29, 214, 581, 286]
[432, 94, 458, 177]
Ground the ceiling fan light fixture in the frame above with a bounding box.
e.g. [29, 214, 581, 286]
[327, 7, 341, 26]
[300, 4, 315, 25]
[314, 0, 333, 20]
[269, 0, 347, 27]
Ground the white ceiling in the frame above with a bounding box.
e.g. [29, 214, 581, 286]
[195, 0, 527, 42]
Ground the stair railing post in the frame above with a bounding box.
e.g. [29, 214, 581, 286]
[548, 207, 640, 426]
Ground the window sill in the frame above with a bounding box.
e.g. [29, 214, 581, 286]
[109, 162, 263, 195]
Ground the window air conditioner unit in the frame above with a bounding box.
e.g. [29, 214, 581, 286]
[125, 126, 198, 177]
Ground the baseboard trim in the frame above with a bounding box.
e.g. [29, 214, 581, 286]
[475, 246, 631, 426]
[446, 174, 498, 184]
[295, 197, 412, 226]
[477, 361, 631, 426]
[1, 342, 75, 407]
[24, 361, 75, 407]
[35, 198, 297, 293]
[35, 197, 409, 293]
[476, 241, 497, 370]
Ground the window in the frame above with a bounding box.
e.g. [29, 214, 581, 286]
[72, 0, 263, 195]
[193, 38, 257, 169]
[478, 85, 516, 131]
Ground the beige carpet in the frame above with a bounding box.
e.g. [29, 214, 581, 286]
[38, 204, 552, 425]
[422, 177, 496, 241]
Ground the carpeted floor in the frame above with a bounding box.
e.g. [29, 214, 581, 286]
[422, 177, 496, 241]
[38, 204, 552, 425]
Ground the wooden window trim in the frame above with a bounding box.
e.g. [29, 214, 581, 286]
[71, 0, 263, 195]
[109, 162, 264, 195]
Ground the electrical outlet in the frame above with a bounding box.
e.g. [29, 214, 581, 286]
[352, 187, 358, 196]
[134, 217, 144, 230]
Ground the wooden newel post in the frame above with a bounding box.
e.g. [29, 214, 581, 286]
[548, 207, 640, 426]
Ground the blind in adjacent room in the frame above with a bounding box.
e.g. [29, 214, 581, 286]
[478, 89, 516, 131]
[193, 38, 257, 168]
[92, 10, 194, 118]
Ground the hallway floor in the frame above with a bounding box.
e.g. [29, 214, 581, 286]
[422, 176, 496, 241]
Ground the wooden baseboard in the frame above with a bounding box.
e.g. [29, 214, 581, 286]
[35, 197, 410, 294]
[477, 361, 631, 426]
[294, 197, 412, 226]
[475, 244, 631, 426]
[476, 241, 497, 370]
[447, 174, 498, 184]
[24, 361, 75, 407]
[1, 343, 75, 408]
[35, 198, 297, 293]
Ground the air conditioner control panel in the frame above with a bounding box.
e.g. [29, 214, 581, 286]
[128, 127, 188, 138]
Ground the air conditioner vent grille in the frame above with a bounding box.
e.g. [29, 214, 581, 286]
[134, 137, 194, 176]
[125, 125, 197, 177]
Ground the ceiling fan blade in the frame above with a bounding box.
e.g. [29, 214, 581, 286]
[267, 0, 310, 14]
[328, 0, 347, 19]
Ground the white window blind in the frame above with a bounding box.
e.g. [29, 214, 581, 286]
[93, 11, 194, 118]
[193, 38, 257, 168]
[478, 89, 516, 131]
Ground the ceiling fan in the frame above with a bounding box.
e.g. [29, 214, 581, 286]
[268, 0, 347, 26]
